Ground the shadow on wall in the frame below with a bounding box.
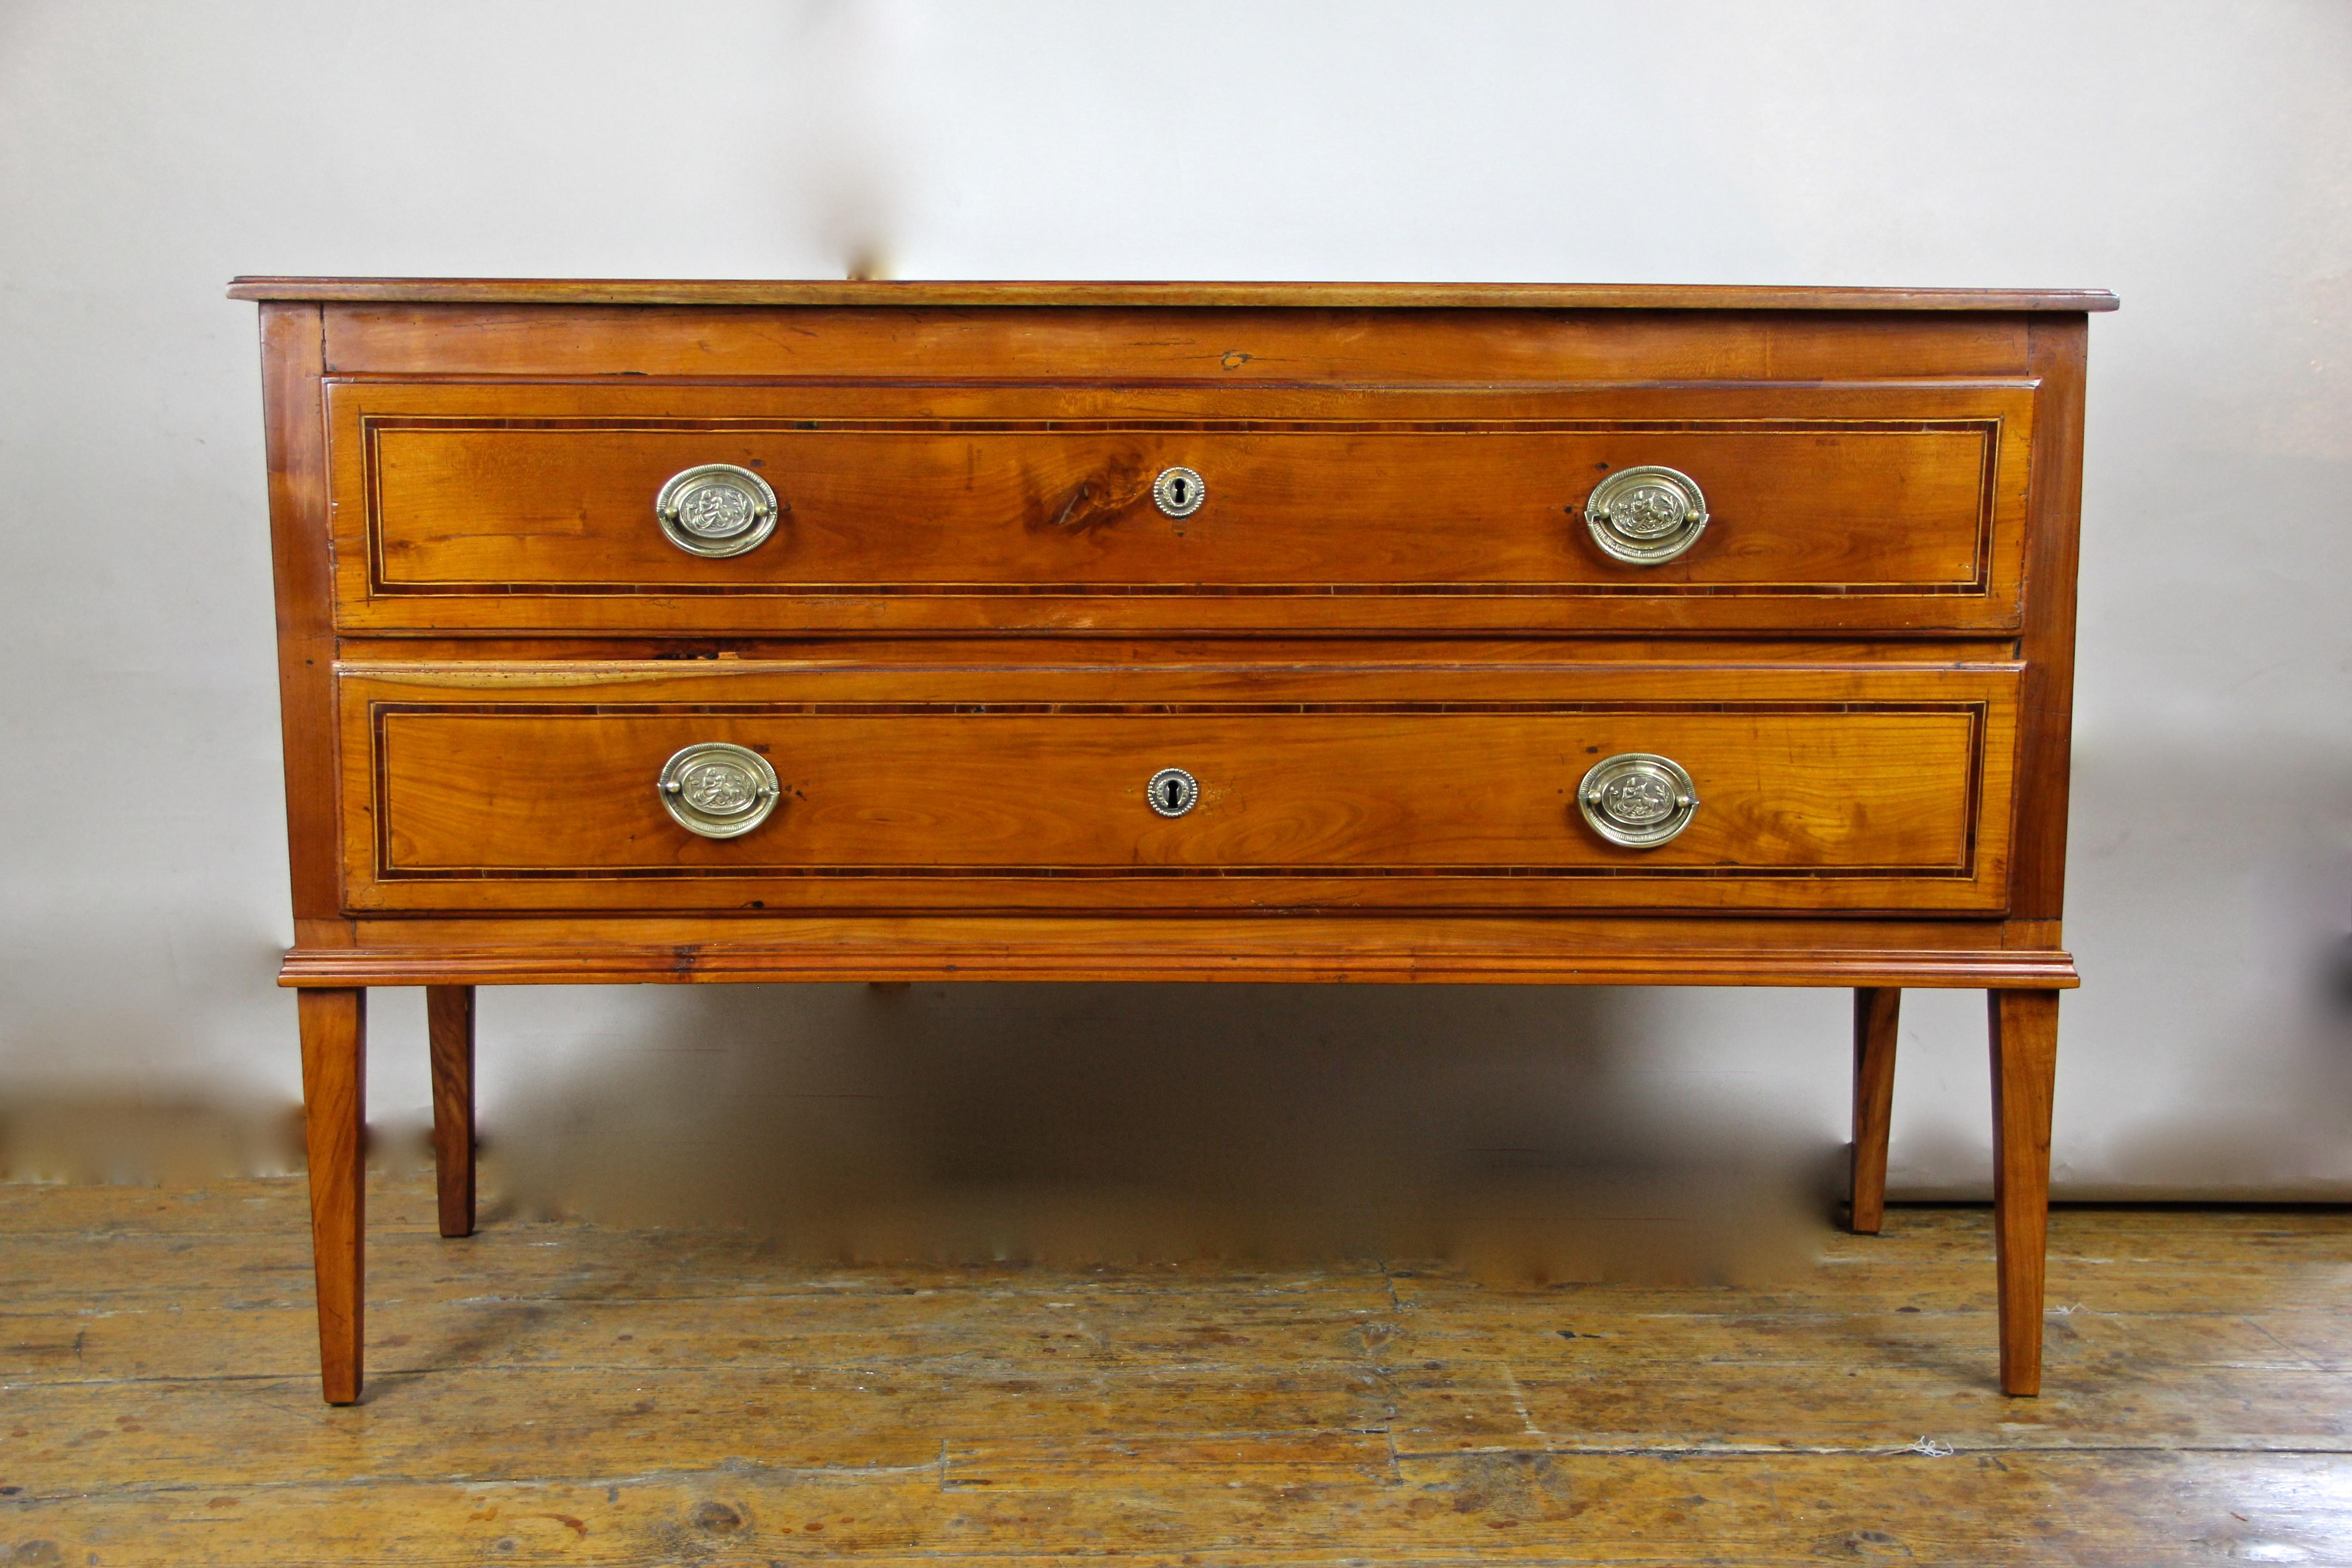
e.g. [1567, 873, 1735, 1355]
[0, 983, 1842, 1286]
[486, 982, 1844, 1284]
[2041, 742, 2352, 1199]
[0, 1095, 302, 1190]
[477, 983, 1837, 1283]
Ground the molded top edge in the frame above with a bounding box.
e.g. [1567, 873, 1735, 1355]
[226, 277, 2120, 311]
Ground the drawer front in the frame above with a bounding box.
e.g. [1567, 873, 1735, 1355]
[337, 664, 2018, 913]
[328, 383, 2033, 634]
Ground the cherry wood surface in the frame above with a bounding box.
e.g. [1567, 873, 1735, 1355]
[334, 380, 2028, 637]
[296, 988, 365, 1405]
[229, 275, 2121, 311]
[1850, 987, 1903, 1234]
[312, 302, 2044, 389]
[341, 662, 2015, 915]
[380, 709, 1980, 874]
[292, 913, 2078, 989]
[243, 281, 2097, 1403]
[363, 416, 1999, 589]
[281, 935, 2079, 989]
[2010, 317, 2088, 923]
[1990, 989, 2063, 1396]
[261, 305, 342, 941]
[425, 985, 475, 1240]
[334, 634, 2031, 663]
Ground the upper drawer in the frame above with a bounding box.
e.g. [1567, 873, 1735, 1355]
[327, 382, 2035, 635]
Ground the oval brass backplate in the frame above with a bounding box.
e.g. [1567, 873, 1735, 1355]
[658, 742, 781, 838]
[1577, 752, 1700, 848]
[655, 464, 780, 557]
[1584, 465, 1708, 565]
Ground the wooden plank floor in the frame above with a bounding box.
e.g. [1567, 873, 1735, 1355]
[2, 1174, 2348, 1565]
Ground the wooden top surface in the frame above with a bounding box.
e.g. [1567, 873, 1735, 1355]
[226, 277, 2119, 311]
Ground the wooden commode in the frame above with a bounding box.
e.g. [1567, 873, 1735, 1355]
[233, 278, 2112, 1404]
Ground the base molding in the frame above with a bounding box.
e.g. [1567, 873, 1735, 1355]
[281, 942, 2077, 989]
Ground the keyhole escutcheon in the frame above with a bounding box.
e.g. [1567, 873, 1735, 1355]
[1146, 767, 1199, 818]
[1152, 466, 1205, 519]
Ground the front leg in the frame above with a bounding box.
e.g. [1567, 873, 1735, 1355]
[427, 985, 476, 1238]
[1989, 989, 2060, 1396]
[299, 988, 367, 1404]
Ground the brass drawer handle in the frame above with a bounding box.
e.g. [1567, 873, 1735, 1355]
[658, 743, 780, 838]
[1578, 752, 1700, 848]
[1584, 465, 1708, 564]
[1152, 467, 1205, 518]
[655, 464, 780, 557]
[1147, 767, 1199, 817]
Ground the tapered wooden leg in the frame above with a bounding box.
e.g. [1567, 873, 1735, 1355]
[427, 985, 476, 1239]
[298, 988, 366, 1405]
[1850, 987, 1900, 1234]
[1989, 988, 2060, 1397]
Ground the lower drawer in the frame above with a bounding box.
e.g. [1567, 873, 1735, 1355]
[337, 662, 2018, 914]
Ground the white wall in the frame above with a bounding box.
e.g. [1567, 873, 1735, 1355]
[1, 1, 2346, 1223]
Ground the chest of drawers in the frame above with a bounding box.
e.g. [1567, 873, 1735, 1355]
[234, 278, 2111, 1405]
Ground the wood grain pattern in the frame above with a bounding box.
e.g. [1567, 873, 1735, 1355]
[331, 382, 2026, 638]
[370, 422, 1991, 586]
[332, 634, 2033, 665]
[287, 913, 2078, 989]
[381, 710, 1978, 874]
[426, 984, 475, 1239]
[296, 988, 365, 1404]
[1850, 987, 1901, 1234]
[2011, 316, 2089, 922]
[1990, 988, 2061, 1396]
[0, 1175, 2334, 1568]
[317, 304, 2043, 384]
[335, 661, 2019, 915]
[279, 938, 2079, 989]
[258, 304, 345, 938]
[229, 275, 2121, 310]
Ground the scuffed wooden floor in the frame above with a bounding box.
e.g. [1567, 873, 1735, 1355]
[2, 1175, 2348, 1565]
